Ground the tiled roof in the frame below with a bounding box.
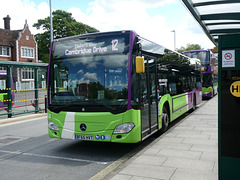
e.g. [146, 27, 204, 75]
[0, 28, 22, 46]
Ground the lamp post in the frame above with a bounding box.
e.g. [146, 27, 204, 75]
[50, 0, 53, 42]
[171, 30, 176, 51]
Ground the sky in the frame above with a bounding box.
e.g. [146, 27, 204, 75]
[0, 0, 215, 50]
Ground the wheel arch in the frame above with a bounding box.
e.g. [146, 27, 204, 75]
[159, 94, 172, 122]
[162, 101, 171, 121]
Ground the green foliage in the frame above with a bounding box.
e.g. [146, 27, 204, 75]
[177, 43, 203, 53]
[88, 81, 128, 100]
[88, 82, 104, 99]
[33, 10, 99, 63]
[157, 49, 190, 64]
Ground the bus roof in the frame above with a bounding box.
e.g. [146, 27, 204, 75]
[182, 50, 209, 53]
[51, 30, 191, 63]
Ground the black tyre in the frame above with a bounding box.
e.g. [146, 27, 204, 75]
[192, 95, 196, 111]
[161, 106, 169, 133]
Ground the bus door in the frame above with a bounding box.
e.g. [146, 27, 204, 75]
[139, 56, 158, 140]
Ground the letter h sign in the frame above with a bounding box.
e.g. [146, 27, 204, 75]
[232, 85, 239, 93]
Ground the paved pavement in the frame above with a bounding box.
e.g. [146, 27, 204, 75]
[108, 95, 218, 180]
[0, 112, 46, 125]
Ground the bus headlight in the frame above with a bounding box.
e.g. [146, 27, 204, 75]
[113, 123, 135, 134]
[48, 121, 59, 131]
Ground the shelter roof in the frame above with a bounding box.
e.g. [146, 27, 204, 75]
[181, 0, 240, 47]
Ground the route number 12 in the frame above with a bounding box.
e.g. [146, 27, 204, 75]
[111, 39, 118, 51]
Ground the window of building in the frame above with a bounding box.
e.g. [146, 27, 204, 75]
[21, 47, 34, 58]
[0, 46, 11, 57]
[22, 68, 34, 81]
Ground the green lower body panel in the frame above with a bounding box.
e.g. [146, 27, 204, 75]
[202, 86, 213, 98]
[48, 109, 141, 143]
[172, 93, 189, 120]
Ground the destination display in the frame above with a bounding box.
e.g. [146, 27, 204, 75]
[53, 35, 127, 59]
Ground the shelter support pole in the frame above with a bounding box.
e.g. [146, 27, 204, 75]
[7, 66, 12, 118]
[34, 68, 39, 112]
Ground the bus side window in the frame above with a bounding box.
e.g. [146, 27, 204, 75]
[176, 81, 184, 94]
[158, 83, 167, 96]
[169, 83, 177, 95]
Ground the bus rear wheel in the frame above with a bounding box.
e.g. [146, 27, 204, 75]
[192, 95, 196, 111]
[161, 106, 169, 133]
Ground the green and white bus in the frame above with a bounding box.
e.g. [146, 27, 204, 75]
[47, 30, 202, 143]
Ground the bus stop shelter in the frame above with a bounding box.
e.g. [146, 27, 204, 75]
[181, 0, 240, 179]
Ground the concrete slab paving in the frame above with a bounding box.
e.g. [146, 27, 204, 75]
[170, 168, 217, 180]
[190, 144, 217, 153]
[182, 137, 217, 146]
[132, 155, 167, 166]
[118, 163, 176, 179]
[152, 142, 192, 151]
[162, 157, 214, 171]
[156, 148, 202, 160]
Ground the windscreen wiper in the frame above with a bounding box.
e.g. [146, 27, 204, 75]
[50, 102, 81, 111]
[87, 100, 116, 111]
[50, 100, 116, 111]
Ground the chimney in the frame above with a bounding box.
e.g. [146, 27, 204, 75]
[24, 19, 29, 29]
[3, 15, 11, 30]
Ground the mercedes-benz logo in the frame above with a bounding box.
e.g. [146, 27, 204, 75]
[80, 123, 87, 131]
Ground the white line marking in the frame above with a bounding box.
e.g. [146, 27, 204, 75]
[0, 150, 107, 165]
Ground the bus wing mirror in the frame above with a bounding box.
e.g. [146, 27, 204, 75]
[136, 56, 145, 74]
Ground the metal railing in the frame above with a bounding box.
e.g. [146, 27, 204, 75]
[0, 61, 48, 118]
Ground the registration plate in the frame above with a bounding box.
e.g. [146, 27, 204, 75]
[75, 134, 93, 140]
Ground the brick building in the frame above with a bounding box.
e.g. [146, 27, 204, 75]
[0, 15, 38, 63]
[0, 15, 39, 83]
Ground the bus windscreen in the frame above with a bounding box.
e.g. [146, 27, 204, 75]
[49, 33, 130, 114]
[183, 51, 209, 65]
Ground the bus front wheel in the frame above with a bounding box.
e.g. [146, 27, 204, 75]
[161, 106, 169, 133]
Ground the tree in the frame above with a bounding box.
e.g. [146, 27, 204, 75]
[177, 43, 203, 53]
[33, 10, 99, 62]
